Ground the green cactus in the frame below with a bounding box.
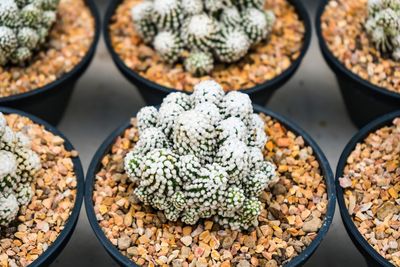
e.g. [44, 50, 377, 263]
[124, 80, 276, 230]
[365, 0, 400, 60]
[184, 51, 214, 76]
[0, 0, 59, 66]
[0, 113, 41, 227]
[153, 31, 184, 64]
[130, 0, 275, 74]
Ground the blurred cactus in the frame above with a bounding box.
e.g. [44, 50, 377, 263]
[365, 0, 400, 60]
[130, 0, 275, 75]
[0, 0, 59, 66]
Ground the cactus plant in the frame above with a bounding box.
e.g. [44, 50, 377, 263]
[124, 80, 276, 230]
[365, 0, 400, 60]
[0, 0, 59, 66]
[0, 113, 41, 226]
[130, 0, 275, 75]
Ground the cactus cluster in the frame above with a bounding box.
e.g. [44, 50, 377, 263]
[130, 0, 275, 76]
[0, 0, 59, 66]
[365, 0, 400, 60]
[124, 80, 276, 230]
[0, 113, 41, 227]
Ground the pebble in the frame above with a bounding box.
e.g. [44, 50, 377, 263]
[118, 236, 131, 250]
[180, 236, 192, 247]
[302, 217, 322, 233]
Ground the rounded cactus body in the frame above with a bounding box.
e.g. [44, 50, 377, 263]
[182, 14, 219, 51]
[214, 27, 251, 63]
[184, 51, 214, 77]
[0, 113, 40, 227]
[124, 80, 276, 230]
[0, 0, 59, 66]
[152, 0, 183, 31]
[131, 1, 157, 44]
[137, 106, 159, 132]
[234, 0, 265, 9]
[153, 31, 184, 64]
[220, 6, 242, 27]
[191, 80, 225, 106]
[242, 8, 274, 44]
[181, 0, 203, 15]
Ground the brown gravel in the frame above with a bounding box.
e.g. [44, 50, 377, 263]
[109, 0, 305, 92]
[321, 0, 400, 93]
[93, 114, 328, 266]
[0, 0, 95, 98]
[0, 114, 78, 267]
[339, 118, 400, 266]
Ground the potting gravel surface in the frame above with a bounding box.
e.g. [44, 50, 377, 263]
[0, 0, 95, 98]
[339, 118, 400, 266]
[92, 114, 328, 267]
[109, 0, 305, 92]
[321, 0, 400, 93]
[0, 114, 78, 267]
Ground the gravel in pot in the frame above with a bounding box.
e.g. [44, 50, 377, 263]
[337, 110, 400, 267]
[0, 107, 84, 267]
[316, 0, 400, 128]
[104, 0, 311, 106]
[85, 80, 335, 266]
[0, 0, 100, 125]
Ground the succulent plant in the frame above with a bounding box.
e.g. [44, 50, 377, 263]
[130, 0, 275, 75]
[0, 0, 59, 66]
[365, 0, 400, 60]
[0, 113, 41, 226]
[124, 80, 276, 230]
[184, 51, 214, 78]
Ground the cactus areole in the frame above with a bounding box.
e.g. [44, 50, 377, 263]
[124, 80, 276, 230]
[130, 0, 275, 76]
[0, 0, 60, 66]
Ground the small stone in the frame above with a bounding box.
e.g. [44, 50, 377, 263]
[272, 183, 287, 195]
[237, 260, 250, 267]
[377, 202, 398, 220]
[180, 236, 193, 246]
[222, 236, 235, 249]
[302, 217, 322, 233]
[243, 236, 256, 248]
[118, 236, 131, 250]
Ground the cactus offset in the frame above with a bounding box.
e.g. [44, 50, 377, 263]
[124, 80, 276, 230]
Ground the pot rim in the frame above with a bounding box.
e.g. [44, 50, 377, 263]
[0, 106, 85, 267]
[0, 0, 101, 104]
[103, 0, 312, 96]
[315, 0, 400, 101]
[85, 105, 336, 267]
[336, 110, 400, 267]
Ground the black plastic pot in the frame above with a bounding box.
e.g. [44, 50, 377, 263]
[0, 0, 101, 126]
[104, 0, 311, 106]
[0, 106, 84, 267]
[316, 0, 400, 129]
[336, 110, 400, 267]
[85, 105, 336, 267]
